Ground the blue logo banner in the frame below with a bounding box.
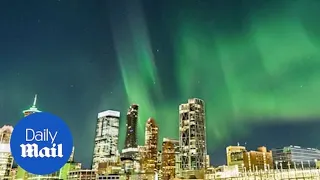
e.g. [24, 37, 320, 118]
[10, 112, 73, 175]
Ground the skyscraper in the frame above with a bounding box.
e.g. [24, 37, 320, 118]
[179, 98, 207, 172]
[161, 138, 177, 180]
[92, 110, 120, 170]
[0, 125, 14, 179]
[121, 104, 139, 172]
[124, 104, 138, 149]
[22, 94, 41, 117]
[144, 118, 159, 172]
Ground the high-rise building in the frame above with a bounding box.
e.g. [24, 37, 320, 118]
[272, 146, 320, 169]
[22, 94, 41, 117]
[226, 145, 246, 172]
[138, 145, 147, 171]
[0, 125, 14, 179]
[92, 110, 120, 170]
[121, 104, 139, 160]
[144, 118, 159, 172]
[179, 98, 207, 171]
[243, 146, 273, 171]
[124, 104, 138, 149]
[161, 138, 176, 180]
[17, 95, 42, 180]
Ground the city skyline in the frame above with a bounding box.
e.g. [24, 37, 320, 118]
[3, 95, 320, 169]
[1, 0, 320, 169]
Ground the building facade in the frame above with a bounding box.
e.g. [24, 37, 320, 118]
[243, 146, 273, 171]
[92, 110, 120, 170]
[0, 125, 14, 179]
[272, 146, 320, 169]
[121, 104, 139, 162]
[138, 145, 147, 171]
[161, 138, 176, 180]
[144, 118, 159, 173]
[124, 104, 139, 149]
[179, 98, 207, 172]
[68, 169, 96, 180]
[226, 145, 246, 172]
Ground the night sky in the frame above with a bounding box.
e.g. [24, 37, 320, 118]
[1, 0, 320, 168]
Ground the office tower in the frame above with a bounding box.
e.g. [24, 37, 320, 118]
[92, 110, 120, 170]
[23, 94, 41, 117]
[138, 145, 147, 171]
[179, 98, 207, 171]
[144, 118, 159, 172]
[243, 146, 273, 171]
[226, 145, 246, 172]
[124, 104, 138, 149]
[157, 151, 162, 172]
[121, 104, 139, 160]
[0, 125, 14, 179]
[272, 146, 320, 169]
[161, 138, 176, 180]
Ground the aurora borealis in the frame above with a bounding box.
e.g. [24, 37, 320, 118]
[1, 0, 320, 167]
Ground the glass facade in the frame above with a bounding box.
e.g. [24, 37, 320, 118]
[92, 110, 120, 170]
[272, 146, 320, 169]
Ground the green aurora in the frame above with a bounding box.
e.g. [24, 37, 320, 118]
[112, 0, 320, 151]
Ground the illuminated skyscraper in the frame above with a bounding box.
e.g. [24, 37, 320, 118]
[144, 118, 159, 172]
[121, 104, 139, 160]
[179, 98, 207, 172]
[124, 104, 138, 149]
[92, 110, 120, 170]
[22, 94, 41, 117]
[0, 125, 14, 179]
[161, 138, 177, 180]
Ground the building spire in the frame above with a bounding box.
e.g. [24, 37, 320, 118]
[32, 94, 37, 107]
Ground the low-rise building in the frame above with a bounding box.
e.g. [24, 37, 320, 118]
[272, 146, 320, 169]
[243, 146, 273, 171]
[68, 169, 96, 180]
[97, 174, 121, 180]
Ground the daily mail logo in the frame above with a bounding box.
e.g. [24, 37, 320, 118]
[10, 112, 73, 175]
[21, 129, 63, 158]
